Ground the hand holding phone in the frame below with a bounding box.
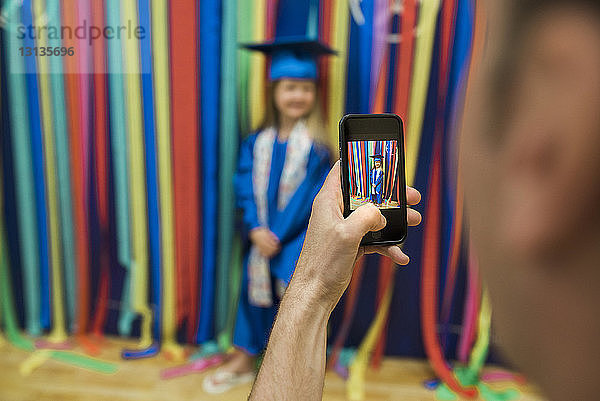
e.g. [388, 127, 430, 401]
[339, 114, 408, 245]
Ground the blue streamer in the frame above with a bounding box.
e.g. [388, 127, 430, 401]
[344, 0, 374, 114]
[46, 0, 77, 331]
[4, 0, 42, 336]
[21, 0, 51, 330]
[197, 0, 221, 343]
[138, 0, 162, 340]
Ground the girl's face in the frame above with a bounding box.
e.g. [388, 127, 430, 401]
[273, 79, 317, 121]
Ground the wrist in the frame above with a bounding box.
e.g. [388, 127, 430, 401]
[286, 272, 338, 316]
[249, 226, 263, 239]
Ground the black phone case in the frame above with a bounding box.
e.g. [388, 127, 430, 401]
[339, 114, 408, 246]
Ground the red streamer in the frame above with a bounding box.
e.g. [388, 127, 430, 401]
[62, 1, 91, 341]
[90, 0, 110, 339]
[169, 0, 202, 342]
[327, 257, 365, 368]
[421, 138, 477, 398]
[371, 0, 418, 367]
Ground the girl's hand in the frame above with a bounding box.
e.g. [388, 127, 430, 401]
[250, 227, 281, 258]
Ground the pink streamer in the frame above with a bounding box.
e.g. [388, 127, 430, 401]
[160, 355, 225, 380]
[77, 0, 91, 199]
[457, 238, 480, 362]
[370, 0, 390, 101]
[481, 371, 527, 384]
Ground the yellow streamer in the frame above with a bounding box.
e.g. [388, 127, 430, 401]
[405, 0, 441, 184]
[327, 0, 350, 155]
[347, 2, 441, 399]
[34, 0, 67, 344]
[121, 0, 152, 349]
[151, 0, 183, 360]
[466, 288, 491, 379]
[20, 350, 53, 376]
[347, 281, 393, 400]
[249, 0, 266, 131]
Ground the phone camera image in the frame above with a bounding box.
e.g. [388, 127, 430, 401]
[347, 140, 401, 210]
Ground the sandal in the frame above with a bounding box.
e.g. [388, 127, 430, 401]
[202, 368, 256, 394]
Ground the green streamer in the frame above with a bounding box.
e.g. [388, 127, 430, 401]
[217, 236, 242, 350]
[463, 290, 492, 383]
[104, 0, 134, 335]
[216, 0, 239, 338]
[1, 159, 118, 374]
[49, 350, 119, 374]
[189, 340, 221, 361]
[0, 181, 36, 352]
[46, 0, 77, 330]
[436, 291, 519, 401]
[237, 0, 253, 134]
[3, 0, 41, 336]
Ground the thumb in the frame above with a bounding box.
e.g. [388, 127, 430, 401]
[343, 203, 387, 241]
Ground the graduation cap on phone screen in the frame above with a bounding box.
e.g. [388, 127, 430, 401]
[240, 0, 336, 81]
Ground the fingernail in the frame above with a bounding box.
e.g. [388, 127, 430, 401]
[381, 214, 387, 226]
[397, 254, 409, 265]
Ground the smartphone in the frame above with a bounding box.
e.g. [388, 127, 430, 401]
[339, 114, 407, 245]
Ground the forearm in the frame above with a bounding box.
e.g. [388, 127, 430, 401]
[249, 276, 331, 401]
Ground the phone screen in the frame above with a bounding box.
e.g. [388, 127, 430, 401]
[347, 140, 401, 210]
[340, 114, 407, 245]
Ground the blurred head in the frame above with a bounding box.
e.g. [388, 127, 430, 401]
[262, 78, 331, 150]
[374, 159, 382, 169]
[461, 1, 600, 399]
[273, 78, 317, 121]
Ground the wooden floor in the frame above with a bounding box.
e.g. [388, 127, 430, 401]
[0, 337, 547, 401]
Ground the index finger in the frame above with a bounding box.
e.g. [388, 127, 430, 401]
[315, 160, 343, 211]
[407, 186, 421, 206]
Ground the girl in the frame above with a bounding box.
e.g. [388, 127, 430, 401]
[203, 46, 334, 394]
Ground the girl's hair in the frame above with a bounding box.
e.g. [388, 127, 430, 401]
[260, 80, 332, 151]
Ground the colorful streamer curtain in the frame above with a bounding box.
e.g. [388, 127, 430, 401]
[1, 2, 482, 396]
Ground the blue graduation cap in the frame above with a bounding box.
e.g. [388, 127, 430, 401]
[241, 0, 336, 81]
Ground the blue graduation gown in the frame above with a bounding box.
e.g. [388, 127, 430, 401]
[371, 168, 384, 204]
[232, 132, 331, 355]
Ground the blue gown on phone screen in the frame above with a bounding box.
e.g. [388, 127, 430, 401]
[232, 132, 330, 355]
[371, 167, 384, 204]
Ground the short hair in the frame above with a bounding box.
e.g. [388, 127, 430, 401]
[511, 0, 600, 31]
[485, 0, 600, 143]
